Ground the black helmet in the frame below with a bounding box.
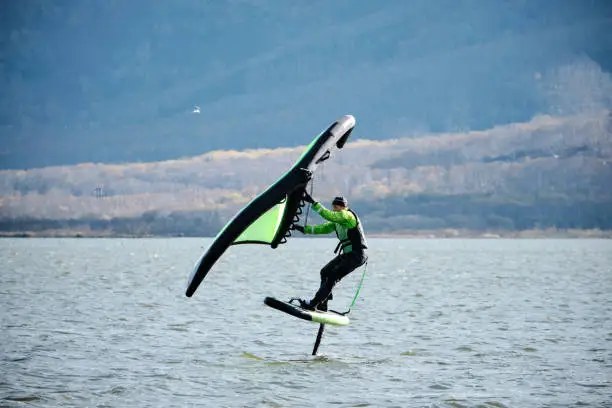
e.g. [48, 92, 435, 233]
[332, 196, 348, 207]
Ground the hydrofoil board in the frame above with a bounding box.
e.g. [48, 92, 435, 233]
[264, 296, 350, 326]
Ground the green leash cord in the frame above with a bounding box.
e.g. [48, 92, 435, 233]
[345, 261, 368, 314]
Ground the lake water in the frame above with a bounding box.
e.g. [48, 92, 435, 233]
[1, 238, 611, 408]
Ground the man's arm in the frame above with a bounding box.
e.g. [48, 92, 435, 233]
[304, 222, 335, 235]
[292, 221, 335, 235]
[311, 202, 357, 228]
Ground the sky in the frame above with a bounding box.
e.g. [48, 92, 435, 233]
[1, 0, 611, 168]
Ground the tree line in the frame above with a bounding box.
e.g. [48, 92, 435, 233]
[2, 192, 611, 237]
[0, 211, 224, 237]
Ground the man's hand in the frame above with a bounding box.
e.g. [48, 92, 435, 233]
[302, 190, 315, 204]
[292, 225, 305, 233]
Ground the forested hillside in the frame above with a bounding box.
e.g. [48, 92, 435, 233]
[1, 110, 610, 236]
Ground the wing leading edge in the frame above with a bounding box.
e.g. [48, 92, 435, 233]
[185, 115, 356, 298]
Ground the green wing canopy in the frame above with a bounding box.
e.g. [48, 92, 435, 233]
[232, 196, 288, 245]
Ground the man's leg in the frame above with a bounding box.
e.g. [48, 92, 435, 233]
[309, 255, 344, 310]
[309, 252, 367, 309]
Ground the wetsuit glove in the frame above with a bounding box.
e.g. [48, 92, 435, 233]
[292, 225, 305, 233]
[302, 191, 315, 204]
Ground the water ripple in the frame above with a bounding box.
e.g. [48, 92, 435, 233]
[1, 238, 611, 407]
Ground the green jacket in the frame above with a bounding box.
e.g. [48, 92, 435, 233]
[303, 202, 367, 253]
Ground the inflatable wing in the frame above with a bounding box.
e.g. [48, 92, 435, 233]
[185, 115, 356, 297]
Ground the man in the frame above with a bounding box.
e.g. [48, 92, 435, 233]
[292, 192, 368, 311]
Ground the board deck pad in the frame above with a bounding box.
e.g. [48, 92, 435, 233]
[264, 296, 350, 326]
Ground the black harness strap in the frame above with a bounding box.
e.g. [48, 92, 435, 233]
[333, 238, 351, 254]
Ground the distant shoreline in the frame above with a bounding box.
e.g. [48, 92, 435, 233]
[2, 228, 610, 239]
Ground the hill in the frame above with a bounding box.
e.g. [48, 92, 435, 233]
[1, 110, 610, 236]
